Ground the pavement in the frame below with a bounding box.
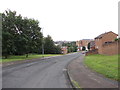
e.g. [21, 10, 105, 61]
[67, 54, 119, 89]
[2, 52, 80, 88]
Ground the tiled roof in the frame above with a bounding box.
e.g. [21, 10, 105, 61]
[95, 31, 118, 39]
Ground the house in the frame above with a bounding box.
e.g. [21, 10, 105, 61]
[76, 39, 92, 51]
[89, 41, 95, 50]
[95, 31, 118, 54]
[76, 40, 82, 51]
[61, 46, 68, 54]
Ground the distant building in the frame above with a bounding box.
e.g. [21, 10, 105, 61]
[89, 41, 95, 50]
[95, 31, 118, 54]
[61, 46, 68, 54]
[76, 39, 93, 51]
[54, 41, 63, 47]
[54, 41, 75, 47]
[76, 40, 82, 51]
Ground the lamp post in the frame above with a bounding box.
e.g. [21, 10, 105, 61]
[41, 28, 44, 58]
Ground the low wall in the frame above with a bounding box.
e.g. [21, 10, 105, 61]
[86, 49, 98, 56]
[102, 41, 120, 55]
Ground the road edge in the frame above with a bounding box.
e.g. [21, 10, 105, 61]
[65, 55, 82, 90]
[2, 55, 61, 68]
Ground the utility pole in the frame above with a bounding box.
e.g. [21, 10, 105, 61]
[42, 28, 44, 58]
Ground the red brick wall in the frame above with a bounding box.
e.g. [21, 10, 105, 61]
[95, 39, 103, 54]
[102, 41, 119, 55]
[95, 32, 118, 54]
[102, 32, 117, 43]
[86, 49, 98, 56]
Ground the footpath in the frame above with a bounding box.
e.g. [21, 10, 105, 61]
[67, 54, 118, 89]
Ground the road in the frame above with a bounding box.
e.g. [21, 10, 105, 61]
[2, 52, 81, 88]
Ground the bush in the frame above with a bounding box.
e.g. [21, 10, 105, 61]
[82, 46, 86, 51]
[115, 38, 120, 41]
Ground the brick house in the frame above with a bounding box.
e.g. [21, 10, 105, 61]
[76, 40, 82, 51]
[76, 39, 92, 51]
[61, 46, 68, 54]
[89, 41, 95, 50]
[95, 31, 118, 54]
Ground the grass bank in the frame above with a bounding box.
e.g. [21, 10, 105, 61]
[84, 54, 119, 81]
[2, 54, 62, 63]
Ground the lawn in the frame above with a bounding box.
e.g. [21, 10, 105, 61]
[84, 54, 119, 81]
[1, 54, 61, 63]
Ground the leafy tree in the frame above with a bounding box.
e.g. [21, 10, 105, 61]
[62, 41, 77, 53]
[2, 9, 61, 59]
[21, 18, 42, 57]
[44, 35, 54, 54]
[68, 47, 73, 53]
[87, 42, 90, 51]
[54, 45, 61, 54]
[82, 46, 86, 51]
[73, 45, 77, 52]
[44, 35, 61, 54]
[2, 10, 43, 58]
[2, 10, 17, 58]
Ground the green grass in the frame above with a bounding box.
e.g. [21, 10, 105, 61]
[1, 54, 61, 63]
[71, 80, 81, 88]
[84, 54, 119, 81]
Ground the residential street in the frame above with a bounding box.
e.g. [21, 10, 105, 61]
[2, 52, 119, 89]
[1, 0, 119, 89]
[2, 52, 81, 88]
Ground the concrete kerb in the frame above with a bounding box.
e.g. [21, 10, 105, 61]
[66, 68, 81, 89]
[65, 55, 82, 90]
[2, 55, 62, 68]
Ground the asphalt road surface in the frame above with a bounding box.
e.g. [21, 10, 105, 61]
[3, 52, 81, 88]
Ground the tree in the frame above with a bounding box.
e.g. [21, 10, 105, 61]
[54, 45, 61, 54]
[2, 10, 43, 58]
[21, 18, 42, 57]
[82, 46, 86, 51]
[2, 9, 62, 58]
[87, 42, 90, 51]
[2, 10, 17, 58]
[44, 35, 61, 54]
[62, 41, 77, 53]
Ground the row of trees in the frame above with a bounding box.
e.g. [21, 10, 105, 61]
[2, 10, 61, 58]
[62, 42, 77, 53]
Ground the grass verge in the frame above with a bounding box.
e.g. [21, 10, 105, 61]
[71, 80, 81, 88]
[84, 54, 119, 81]
[1, 54, 61, 63]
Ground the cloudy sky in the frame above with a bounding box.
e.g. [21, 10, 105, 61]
[0, 0, 119, 41]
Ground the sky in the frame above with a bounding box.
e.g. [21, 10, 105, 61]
[0, 0, 119, 41]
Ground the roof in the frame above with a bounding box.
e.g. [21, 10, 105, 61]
[95, 31, 118, 39]
[82, 39, 93, 41]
